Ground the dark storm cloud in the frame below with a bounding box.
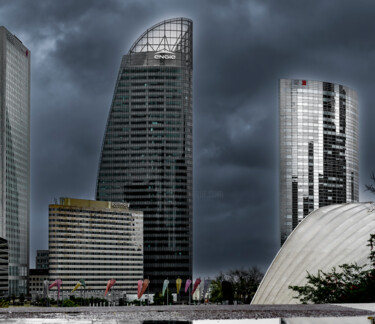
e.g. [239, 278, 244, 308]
[0, 0, 374, 276]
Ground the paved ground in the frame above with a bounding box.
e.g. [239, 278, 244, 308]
[0, 304, 373, 321]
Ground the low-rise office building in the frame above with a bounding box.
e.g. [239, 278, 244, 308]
[49, 198, 143, 294]
[29, 269, 48, 297]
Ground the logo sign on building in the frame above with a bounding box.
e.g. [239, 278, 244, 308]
[154, 50, 176, 60]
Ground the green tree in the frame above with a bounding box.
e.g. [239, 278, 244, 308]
[210, 276, 224, 303]
[289, 234, 375, 303]
[153, 289, 173, 305]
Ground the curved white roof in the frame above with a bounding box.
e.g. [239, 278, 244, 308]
[252, 203, 375, 304]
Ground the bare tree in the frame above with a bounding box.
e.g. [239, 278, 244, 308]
[365, 172, 375, 194]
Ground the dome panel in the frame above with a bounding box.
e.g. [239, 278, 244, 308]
[252, 203, 375, 304]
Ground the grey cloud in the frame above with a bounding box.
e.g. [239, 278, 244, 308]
[0, 0, 374, 276]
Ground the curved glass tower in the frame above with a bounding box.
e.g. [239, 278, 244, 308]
[279, 79, 359, 245]
[96, 18, 193, 292]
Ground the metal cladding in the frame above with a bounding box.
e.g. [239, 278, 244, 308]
[0, 26, 30, 296]
[252, 203, 375, 304]
[279, 79, 359, 244]
[96, 18, 193, 292]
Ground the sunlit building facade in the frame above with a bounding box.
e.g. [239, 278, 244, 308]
[96, 18, 193, 291]
[49, 198, 143, 293]
[0, 26, 30, 295]
[279, 79, 359, 244]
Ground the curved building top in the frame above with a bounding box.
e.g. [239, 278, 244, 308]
[253, 203, 375, 304]
[126, 17, 192, 68]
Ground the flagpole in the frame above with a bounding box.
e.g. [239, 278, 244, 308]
[189, 281, 191, 305]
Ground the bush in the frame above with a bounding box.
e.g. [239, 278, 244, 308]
[0, 298, 8, 308]
[62, 299, 79, 307]
[289, 234, 375, 303]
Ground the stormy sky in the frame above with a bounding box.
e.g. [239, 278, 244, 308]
[1, 0, 375, 276]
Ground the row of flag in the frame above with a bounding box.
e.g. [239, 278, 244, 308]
[47, 277, 210, 301]
[46, 278, 115, 300]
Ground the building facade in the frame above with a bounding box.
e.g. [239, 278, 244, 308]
[96, 18, 193, 292]
[36, 250, 49, 270]
[29, 268, 48, 296]
[279, 79, 359, 244]
[0, 26, 30, 295]
[0, 238, 8, 296]
[48, 198, 143, 293]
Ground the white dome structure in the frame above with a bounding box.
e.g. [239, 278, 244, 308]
[252, 203, 375, 304]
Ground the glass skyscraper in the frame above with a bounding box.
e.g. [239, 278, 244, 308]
[279, 79, 358, 245]
[96, 18, 193, 292]
[0, 26, 30, 295]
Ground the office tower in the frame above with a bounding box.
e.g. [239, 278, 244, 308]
[96, 18, 193, 292]
[0, 26, 30, 295]
[279, 79, 358, 244]
[36, 250, 49, 270]
[49, 198, 143, 293]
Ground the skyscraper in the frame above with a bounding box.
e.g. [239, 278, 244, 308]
[96, 18, 193, 292]
[279, 79, 358, 244]
[0, 27, 30, 295]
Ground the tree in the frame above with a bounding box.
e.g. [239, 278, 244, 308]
[365, 172, 375, 194]
[210, 266, 263, 304]
[19, 293, 25, 305]
[289, 234, 375, 303]
[153, 289, 173, 305]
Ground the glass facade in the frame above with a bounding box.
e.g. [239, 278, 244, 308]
[96, 18, 193, 292]
[0, 27, 30, 295]
[279, 79, 359, 245]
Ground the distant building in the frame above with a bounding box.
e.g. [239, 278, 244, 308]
[29, 269, 48, 296]
[0, 26, 30, 296]
[0, 238, 8, 297]
[279, 79, 359, 244]
[48, 198, 143, 294]
[36, 250, 49, 270]
[96, 17, 193, 293]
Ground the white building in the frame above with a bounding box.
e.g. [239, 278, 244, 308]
[49, 198, 143, 294]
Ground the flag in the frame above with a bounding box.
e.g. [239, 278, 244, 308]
[137, 280, 143, 299]
[202, 279, 211, 300]
[104, 279, 116, 296]
[185, 279, 192, 293]
[79, 279, 86, 288]
[72, 279, 86, 293]
[162, 279, 169, 296]
[139, 279, 150, 299]
[71, 282, 81, 293]
[176, 278, 182, 294]
[191, 278, 201, 296]
[49, 279, 62, 299]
